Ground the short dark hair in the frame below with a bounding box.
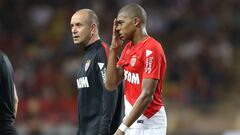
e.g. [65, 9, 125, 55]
[118, 4, 147, 25]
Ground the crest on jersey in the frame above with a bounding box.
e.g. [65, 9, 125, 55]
[130, 55, 137, 67]
[85, 60, 91, 71]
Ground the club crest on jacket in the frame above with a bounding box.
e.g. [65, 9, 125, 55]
[85, 60, 91, 71]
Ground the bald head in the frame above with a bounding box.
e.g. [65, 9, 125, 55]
[70, 9, 100, 46]
[74, 9, 100, 29]
[118, 4, 147, 25]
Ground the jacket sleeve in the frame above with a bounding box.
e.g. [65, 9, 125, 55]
[96, 47, 119, 135]
[0, 53, 16, 119]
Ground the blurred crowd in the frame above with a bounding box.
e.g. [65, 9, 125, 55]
[0, 0, 239, 135]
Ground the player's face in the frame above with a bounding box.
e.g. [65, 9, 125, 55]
[70, 12, 91, 46]
[116, 12, 135, 41]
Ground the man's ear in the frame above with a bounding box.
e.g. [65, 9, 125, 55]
[90, 23, 97, 36]
[133, 17, 141, 26]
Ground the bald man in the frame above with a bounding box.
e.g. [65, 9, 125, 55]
[70, 9, 124, 135]
[105, 4, 167, 135]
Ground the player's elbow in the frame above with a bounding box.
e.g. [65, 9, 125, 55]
[143, 94, 153, 103]
[105, 82, 117, 91]
[141, 91, 154, 103]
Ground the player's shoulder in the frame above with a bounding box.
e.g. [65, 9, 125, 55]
[95, 39, 107, 49]
[144, 37, 163, 50]
[145, 36, 161, 46]
[94, 40, 109, 59]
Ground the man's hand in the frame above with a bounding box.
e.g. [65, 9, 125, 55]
[114, 129, 125, 135]
[110, 18, 121, 50]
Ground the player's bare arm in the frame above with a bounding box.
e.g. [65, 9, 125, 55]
[105, 19, 124, 90]
[115, 78, 158, 135]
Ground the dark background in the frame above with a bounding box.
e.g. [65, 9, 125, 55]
[0, 0, 239, 135]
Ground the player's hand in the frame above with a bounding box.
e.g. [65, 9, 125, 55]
[114, 129, 125, 135]
[110, 18, 121, 51]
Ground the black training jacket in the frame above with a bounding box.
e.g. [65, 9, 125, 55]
[76, 40, 124, 135]
[0, 50, 15, 125]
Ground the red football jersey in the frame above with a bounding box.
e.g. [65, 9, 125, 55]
[117, 36, 167, 118]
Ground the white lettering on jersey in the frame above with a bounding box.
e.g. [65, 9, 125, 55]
[76, 77, 89, 88]
[145, 56, 153, 73]
[124, 70, 140, 84]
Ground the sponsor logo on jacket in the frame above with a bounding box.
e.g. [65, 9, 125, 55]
[76, 77, 89, 88]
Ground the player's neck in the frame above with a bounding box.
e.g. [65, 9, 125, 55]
[132, 28, 148, 45]
[86, 34, 100, 47]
